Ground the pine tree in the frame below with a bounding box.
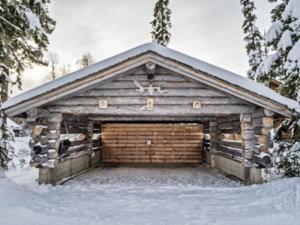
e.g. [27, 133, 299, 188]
[240, 0, 264, 80]
[0, 0, 55, 169]
[150, 0, 172, 46]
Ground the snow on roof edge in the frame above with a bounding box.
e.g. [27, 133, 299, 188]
[2, 42, 299, 113]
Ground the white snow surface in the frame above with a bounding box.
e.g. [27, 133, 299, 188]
[287, 40, 300, 64]
[257, 52, 280, 75]
[266, 21, 283, 44]
[283, 0, 300, 20]
[1, 166, 300, 225]
[2, 43, 299, 113]
[278, 30, 293, 51]
[6, 119, 31, 171]
[24, 8, 41, 30]
[7, 136, 31, 171]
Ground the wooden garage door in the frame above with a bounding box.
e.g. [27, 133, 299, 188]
[101, 123, 204, 164]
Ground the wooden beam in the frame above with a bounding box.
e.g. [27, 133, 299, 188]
[88, 116, 217, 122]
[78, 88, 226, 97]
[50, 105, 254, 116]
[54, 96, 247, 106]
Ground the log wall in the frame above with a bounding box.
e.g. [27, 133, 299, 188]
[253, 109, 274, 153]
[50, 66, 254, 119]
[216, 116, 243, 162]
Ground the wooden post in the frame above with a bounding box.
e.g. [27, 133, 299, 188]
[26, 109, 49, 168]
[240, 113, 254, 184]
[209, 121, 218, 167]
[86, 121, 94, 166]
[46, 112, 63, 169]
[258, 110, 274, 153]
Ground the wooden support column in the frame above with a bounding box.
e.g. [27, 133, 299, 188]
[240, 113, 255, 184]
[46, 112, 63, 168]
[258, 109, 274, 153]
[27, 109, 50, 168]
[86, 121, 94, 166]
[209, 121, 218, 167]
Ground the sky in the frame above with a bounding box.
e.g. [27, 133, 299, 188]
[15, 0, 273, 96]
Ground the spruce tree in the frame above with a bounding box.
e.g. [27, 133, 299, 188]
[256, 0, 300, 99]
[0, 0, 55, 169]
[258, 0, 300, 178]
[240, 0, 264, 80]
[150, 0, 172, 46]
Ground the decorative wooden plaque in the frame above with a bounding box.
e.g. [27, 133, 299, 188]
[99, 99, 108, 109]
[146, 98, 154, 111]
[193, 100, 202, 109]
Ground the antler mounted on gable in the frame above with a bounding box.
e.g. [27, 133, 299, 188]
[133, 79, 167, 95]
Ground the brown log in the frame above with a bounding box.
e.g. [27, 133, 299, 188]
[32, 126, 44, 136]
[263, 117, 274, 128]
[253, 153, 272, 167]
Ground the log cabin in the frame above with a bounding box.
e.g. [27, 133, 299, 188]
[2, 43, 299, 185]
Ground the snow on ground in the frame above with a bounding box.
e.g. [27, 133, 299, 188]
[6, 119, 31, 171]
[7, 136, 31, 171]
[67, 166, 240, 188]
[2, 131, 300, 225]
[1, 166, 300, 225]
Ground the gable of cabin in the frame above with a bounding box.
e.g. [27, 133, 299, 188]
[48, 65, 254, 120]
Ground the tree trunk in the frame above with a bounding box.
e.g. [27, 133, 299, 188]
[0, 71, 9, 170]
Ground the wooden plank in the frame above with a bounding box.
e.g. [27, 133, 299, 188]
[218, 115, 240, 123]
[102, 160, 202, 164]
[103, 148, 202, 156]
[102, 154, 203, 159]
[103, 139, 203, 144]
[96, 80, 206, 89]
[217, 145, 242, 157]
[51, 105, 254, 116]
[88, 116, 217, 122]
[101, 126, 204, 131]
[116, 74, 187, 82]
[102, 136, 204, 141]
[102, 152, 201, 155]
[78, 88, 226, 97]
[217, 140, 242, 149]
[101, 131, 204, 136]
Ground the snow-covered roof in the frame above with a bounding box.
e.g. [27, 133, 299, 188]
[2, 43, 299, 114]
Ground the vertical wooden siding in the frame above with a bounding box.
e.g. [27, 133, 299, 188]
[101, 123, 204, 164]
